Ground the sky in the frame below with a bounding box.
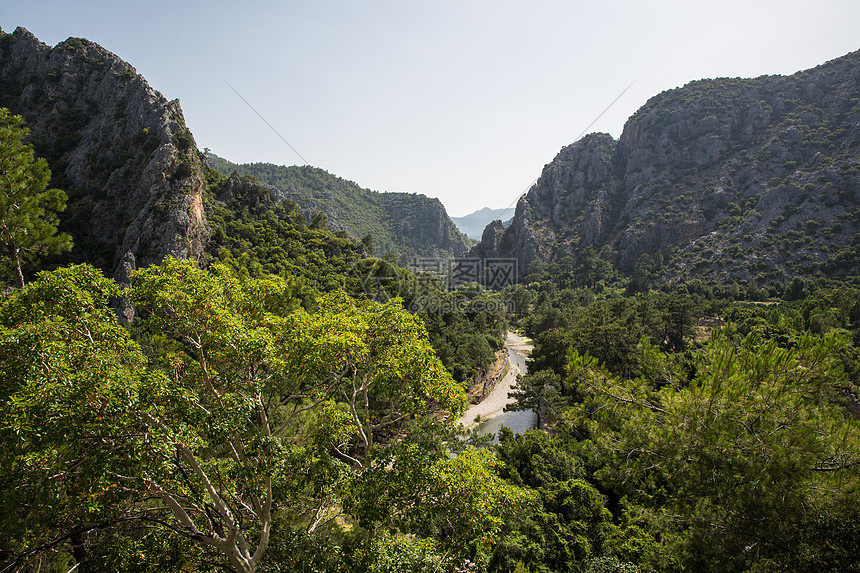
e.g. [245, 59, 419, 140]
[3, 1, 860, 217]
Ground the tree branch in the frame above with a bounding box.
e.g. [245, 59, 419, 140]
[587, 381, 666, 413]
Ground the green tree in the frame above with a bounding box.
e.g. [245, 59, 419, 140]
[1, 261, 303, 572]
[352, 442, 535, 568]
[488, 430, 618, 572]
[0, 265, 162, 572]
[129, 258, 319, 573]
[0, 108, 72, 288]
[284, 290, 467, 460]
[360, 233, 374, 255]
[566, 328, 860, 570]
[1, 259, 475, 572]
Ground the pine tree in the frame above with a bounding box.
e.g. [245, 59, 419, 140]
[0, 108, 72, 288]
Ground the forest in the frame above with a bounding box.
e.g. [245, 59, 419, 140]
[1, 102, 860, 573]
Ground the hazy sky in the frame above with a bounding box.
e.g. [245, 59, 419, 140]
[4, 1, 860, 216]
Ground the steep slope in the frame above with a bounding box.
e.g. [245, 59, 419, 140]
[473, 50, 860, 287]
[207, 155, 472, 264]
[0, 26, 208, 285]
[202, 171, 368, 293]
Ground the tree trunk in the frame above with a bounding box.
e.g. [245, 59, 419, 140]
[70, 529, 89, 573]
[7, 242, 23, 289]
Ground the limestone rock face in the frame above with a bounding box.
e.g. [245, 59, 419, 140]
[383, 196, 471, 257]
[477, 219, 505, 254]
[473, 49, 860, 284]
[470, 133, 620, 271]
[0, 26, 208, 283]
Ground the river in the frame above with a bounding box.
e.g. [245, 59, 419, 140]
[457, 331, 537, 442]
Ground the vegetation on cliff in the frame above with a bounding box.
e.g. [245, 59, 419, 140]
[0, 108, 71, 287]
[472, 49, 860, 291]
[207, 154, 472, 265]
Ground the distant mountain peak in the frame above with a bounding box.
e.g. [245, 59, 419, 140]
[451, 207, 514, 240]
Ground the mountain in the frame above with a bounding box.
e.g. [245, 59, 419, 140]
[0, 26, 382, 307]
[0, 25, 465, 293]
[472, 50, 860, 288]
[451, 207, 513, 240]
[0, 26, 209, 286]
[207, 155, 472, 264]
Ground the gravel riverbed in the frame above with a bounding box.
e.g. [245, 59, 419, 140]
[458, 332, 535, 437]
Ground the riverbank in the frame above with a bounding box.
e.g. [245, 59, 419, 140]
[458, 332, 536, 439]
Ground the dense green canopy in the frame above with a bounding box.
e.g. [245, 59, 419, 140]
[0, 108, 71, 287]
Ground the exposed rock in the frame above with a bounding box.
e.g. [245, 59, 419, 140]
[466, 350, 507, 404]
[0, 26, 209, 283]
[473, 49, 860, 286]
[477, 219, 505, 254]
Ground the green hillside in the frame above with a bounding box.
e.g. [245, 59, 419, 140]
[207, 154, 472, 264]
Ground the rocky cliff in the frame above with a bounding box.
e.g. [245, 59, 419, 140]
[472, 49, 860, 287]
[0, 26, 208, 286]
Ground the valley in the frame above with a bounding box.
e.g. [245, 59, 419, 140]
[0, 23, 858, 573]
[458, 331, 536, 441]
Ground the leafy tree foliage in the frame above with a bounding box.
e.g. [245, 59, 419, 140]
[0, 260, 499, 572]
[203, 169, 364, 295]
[511, 288, 705, 427]
[416, 284, 508, 383]
[0, 265, 154, 571]
[486, 428, 635, 573]
[278, 289, 467, 459]
[0, 108, 71, 287]
[501, 275, 860, 572]
[563, 328, 860, 570]
[352, 443, 534, 569]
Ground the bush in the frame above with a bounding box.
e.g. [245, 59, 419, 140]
[172, 129, 195, 153]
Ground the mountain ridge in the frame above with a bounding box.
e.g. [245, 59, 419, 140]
[0, 25, 209, 286]
[0, 25, 469, 289]
[471, 49, 860, 288]
[206, 154, 472, 264]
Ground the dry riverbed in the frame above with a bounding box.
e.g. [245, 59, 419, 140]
[458, 332, 536, 440]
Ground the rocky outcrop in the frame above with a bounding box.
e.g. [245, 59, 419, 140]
[466, 350, 507, 404]
[379, 193, 471, 259]
[474, 49, 860, 285]
[470, 197, 544, 271]
[0, 26, 208, 283]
